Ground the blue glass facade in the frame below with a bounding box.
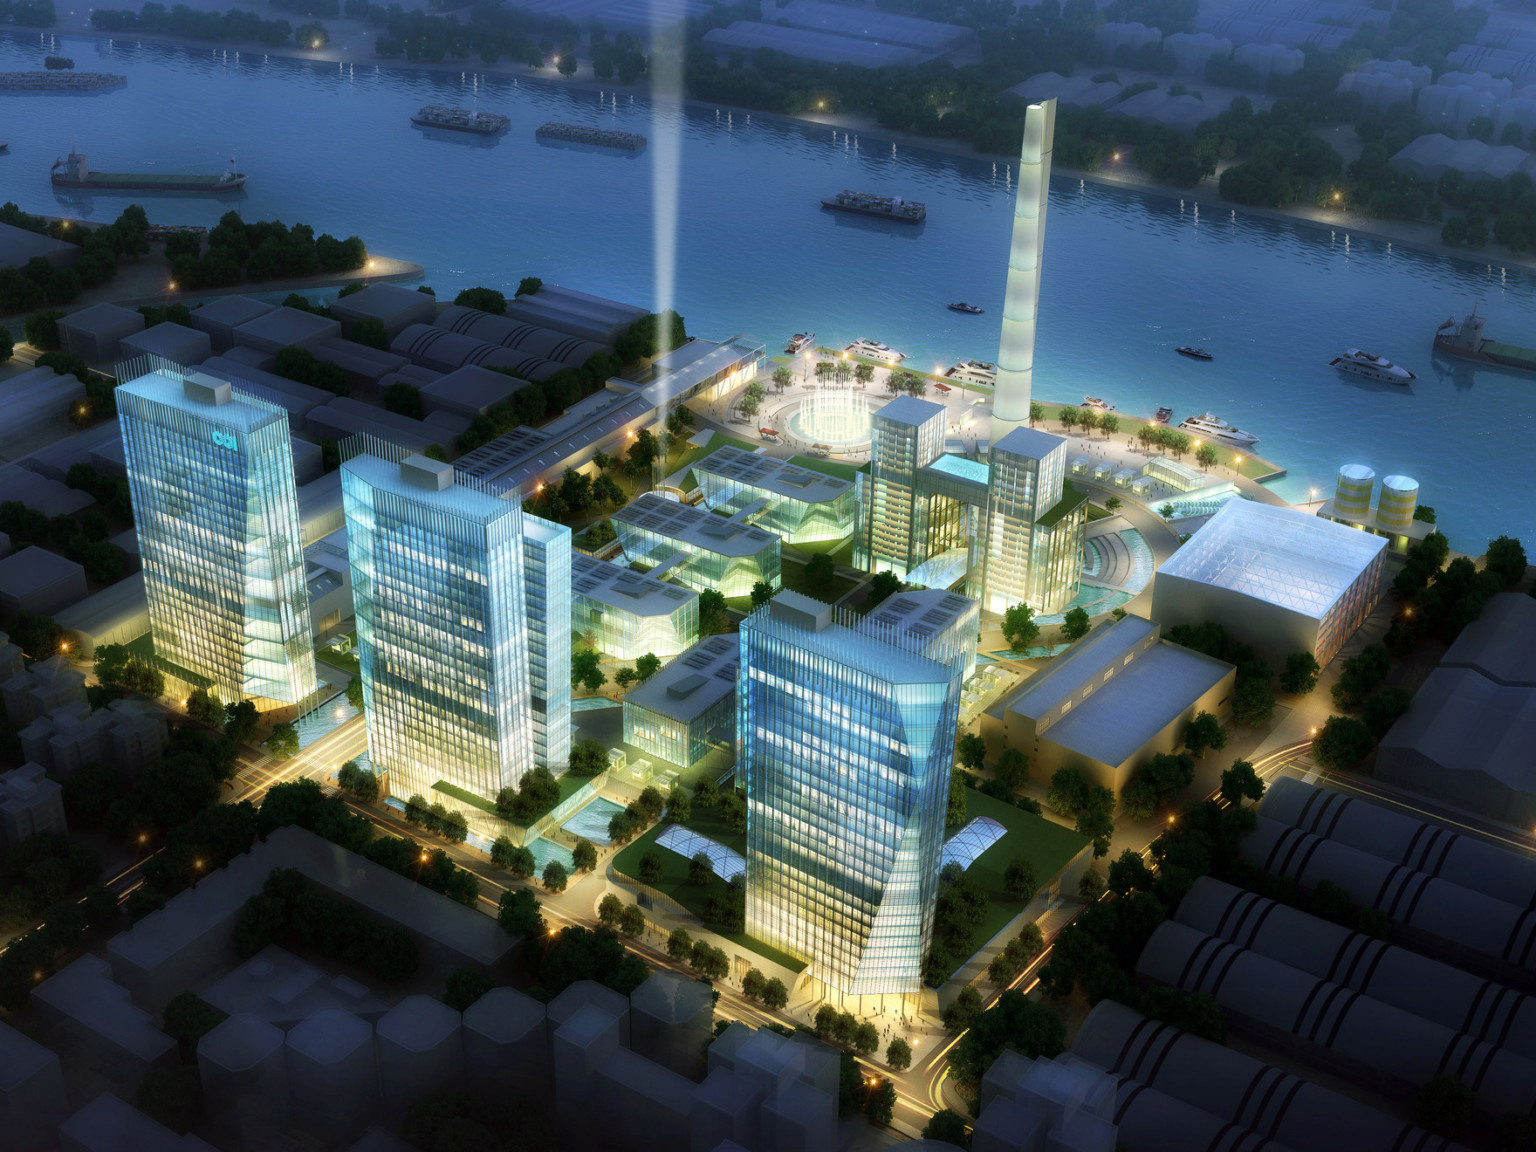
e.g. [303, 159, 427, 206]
[739, 591, 971, 996]
[343, 452, 535, 809]
[522, 513, 572, 773]
[117, 370, 315, 703]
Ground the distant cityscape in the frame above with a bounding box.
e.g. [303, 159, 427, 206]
[0, 3, 1535, 1149]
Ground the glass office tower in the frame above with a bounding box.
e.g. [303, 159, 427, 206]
[117, 370, 316, 703]
[856, 397, 946, 579]
[739, 590, 973, 998]
[343, 452, 534, 808]
[522, 512, 572, 773]
[981, 426, 1086, 615]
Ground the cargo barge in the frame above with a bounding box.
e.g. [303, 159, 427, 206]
[820, 190, 926, 223]
[51, 150, 245, 192]
[536, 122, 647, 151]
[1434, 309, 1536, 372]
[412, 105, 510, 135]
[0, 71, 125, 91]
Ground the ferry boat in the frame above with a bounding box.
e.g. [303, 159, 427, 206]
[1176, 346, 1213, 361]
[821, 190, 926, 224]
[412, 105, 510, 135]
[1331, 348, 1415, 384]
[846, 338, 906, 364]
[1434, 309, 1536, 373]
[1082, 395, 1116, 412]
[1179, 412, 1259, 449]
[1153, 406, 1173, 424]
[948, 302, 984, 314]
[944, 359, 996, 386]
[51, 149, 245, 192]
[785, 332, 815, 355]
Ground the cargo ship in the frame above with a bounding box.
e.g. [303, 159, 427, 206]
[821, 190, 926, 223]
[51, 150, 245, 192]
[412, 105, 510, 135]
[536, 122, 647, 151]
[1434, 309, 1536, 372]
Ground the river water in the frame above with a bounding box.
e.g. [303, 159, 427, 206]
[3, 31, 1533, 549]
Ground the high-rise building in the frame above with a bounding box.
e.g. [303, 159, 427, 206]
[521, 512, 572, 773]
[117, 369, 315, 703]
[856, 397, 946, 579]
[342, 451, 539, 809]
[980, 426, 1086, 615]
[739, 589, 976, 999]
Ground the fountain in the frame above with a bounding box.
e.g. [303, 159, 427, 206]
[789, 386, 874, 447]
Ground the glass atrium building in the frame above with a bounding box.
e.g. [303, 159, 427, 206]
[739, 590, 974, 998]
[117, 370, 316, 703]
[694, 447, 857, 545]
[623, 633, 738, 769]
[614, 493, 781, 599]
[342, 451, 536, 809]
[572, 552, 699, 660]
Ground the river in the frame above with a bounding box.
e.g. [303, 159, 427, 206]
[3, 30, 1533, 550]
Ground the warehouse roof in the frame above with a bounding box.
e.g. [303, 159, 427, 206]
[702, 21, 924, 67]
[1440, 592, 1536, 686]
[1157, 500, 1386, 619]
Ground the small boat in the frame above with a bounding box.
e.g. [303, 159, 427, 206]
[1154, 406, 1173, 424]
[1177, 346, 1213, 360]
[948, 302, 984, 314]
[1331, 348, 1415, 384]
[944, 359, 996, 386]
[846, 338, 906, 364]
[785, 332, 815, 355]
[1179, 412, 1259, 449]
[1082, 395, 1116, 412]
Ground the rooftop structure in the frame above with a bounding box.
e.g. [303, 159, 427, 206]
[1151, 499, 1386, 665]
[614, 493, 780, 599]
[117, 369, 316, 703]
[58, 1091, 216, 1152]
[0, 763, 66, 851]
[739, 589, 975, 997]
[572, 552, 698, 661]
[58, 301, 144, 363]
[984, 616, 1236, 793]
[0, 545, 88, 618]
[633, 336, 764, 411]
[693, 446, 856, 544]
[0, 220, 78, 272]
[343, 450, 538, 811]
[329, 282, 437, 341]
[623, 633, 738, 769]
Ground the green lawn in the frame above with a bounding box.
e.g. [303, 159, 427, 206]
[665, 431, 763, 479]
[1036, 399, 1282, 482]
[612, 810, 806, 973]
[780, 556, 859, 604]
[433, 780, 500, 816]
[126, 633, 213, 690]
[787, 455, 863, 482]
[941, 787, 1090, 980]
[1085, 504, 1112, 522]
[783, 535, 854, 558]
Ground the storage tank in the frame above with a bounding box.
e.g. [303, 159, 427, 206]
[1378, 474, 1419, 531]
[1334, 464, 1374, 517]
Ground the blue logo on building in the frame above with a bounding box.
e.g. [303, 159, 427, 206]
[211, 429, 238, 452]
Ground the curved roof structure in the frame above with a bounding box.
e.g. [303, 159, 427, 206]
[1177, 875, 1536, 1065]
[435, 305, 607, 369]
[1259, 776, 1536, 910]
[1136, 920, 1536, 1118]
[940, 816, 1006, 873]
[1073, 999, 1469, 1152]
[657, 823, 744, 882]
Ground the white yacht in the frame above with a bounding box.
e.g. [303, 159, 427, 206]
[785, 332, 815, 355]
[1082, 394, 1116, 412]
[1330, 348, 1415, 384]
[944, 359, 996, 386]
[1178, 412, 1259, 449]
[846, 338, 906, 364]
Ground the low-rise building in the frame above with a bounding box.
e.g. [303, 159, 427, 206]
[622, 634, 738, 770]
[0, 545, 88, 619]
[981, 616, 1234, 794]
[1150, 499, 1386, 666]
[572, 552, 698, 660]
[0, 763, 66, 849]
[615, 493, 781, 599]
[694, 446, 856, 544]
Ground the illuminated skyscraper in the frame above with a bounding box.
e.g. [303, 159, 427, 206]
[521, 512, 572, 773]
[992, 98, 1055, 443]
[855, 396, 946, 580]
[343, 451, 541, 809]
[739, 589, 976, 998]
[980, 426, 1085, 615]
[117, 369, 315, 703]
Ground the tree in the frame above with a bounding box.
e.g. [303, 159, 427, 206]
[1196, 443, 1218, 469]
[1361, 686, 1411, 739]
[619, 905, 645, 936]
[1076, 786, 1116, 858]
[634, 652, 662, 682]
[667, 928, 692, 961]
[1046, 766, 1091, 816]
[1279, 652, 1320, 695]
[24, 309, 64, 349]
[265, 721, 299, 761]
[942, 985, 984, 1031]
[1485, 536, 1527, 586]
[698, 589, 730, 635]
[224, 700, 260, 745]
[443, 967, 494, 1011]
[1061, 607, 1090, 642]
[1057, 406, 1079, 433]
[542, 860, 568, 893]
[762, 976, 788, 1009]
[949, 990, 1065, 1093]
[1004, 857, 1038, 902]
[1100, 413, 1120, 438]
[184, 688, 224, 729]
[772, 365, 793, 391]
[344, 675, 364, 711]
[852, 1021, 879, 1054]
[886, 1036, 912, 1072]
[1106, 848, 1153, 897]
[750, 580, 774, 608]
[923, 1109, 971, 1149]
[947, 770, 968, 828]
[491, 838, 535, 878]
[615, 668, 638, 691]
[1232, 677, 1275, 727]
[1029, 400, 1044, 427]
[956, 732, 987, 773]
[638, 851, 663, 884]
[742, 967, 766, 1001]
[994, 747, 1029, 795]
[137, 1066, 202, 1134]
[867, 570, 902, 607]
[1182, 711, 1226, 758]
[455, 286, 505, 314]
[804, 552, 836, 593]
[690, 940, 728, 980]
[1413, 1075, 1472, 1140]
[571, 647, 605, 692]
[337, 760, 378, 802]
[568, 737, 608, 777]
[163, 991, 226, 1061]
[1105, 497, 1121, 513]
[1077, 867, 1106, 901]
[1219, 759, 1264, 807]
[1312, 715, 1375, 770]
[689, 851, 714, 887]
[866, 1078, 896, 1126]
[1001, 602, 1039, 652]
[571, 838, 598, 873]
[497, 888, 545, 938]
[598, 893, 624, 926]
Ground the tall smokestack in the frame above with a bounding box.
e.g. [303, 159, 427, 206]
[990, 98, 1055, 445]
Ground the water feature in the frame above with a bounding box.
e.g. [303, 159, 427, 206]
[6, 32, 1536, 545]
[525, 836, 575, 874]
[789, 387, 874, 446]
[293, 693, 355, 751]
[561, 796, 627, 845]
